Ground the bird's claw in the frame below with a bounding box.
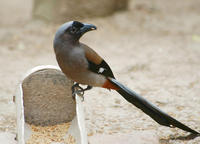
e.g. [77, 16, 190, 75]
[72, 83, 85, 101]
[72, 84, 93, 101]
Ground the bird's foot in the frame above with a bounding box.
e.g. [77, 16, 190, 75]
[84, 85, 93, 91]
[72, 83, 84, 101]
[72, 84, 92, 101]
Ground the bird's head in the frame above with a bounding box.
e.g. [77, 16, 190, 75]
[54, 21, 97, 45]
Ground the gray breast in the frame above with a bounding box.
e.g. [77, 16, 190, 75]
[56, 46, 88, 76]
[67, 47, 88, 70]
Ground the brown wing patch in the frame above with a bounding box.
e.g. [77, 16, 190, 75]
[82, 44, 102, 65]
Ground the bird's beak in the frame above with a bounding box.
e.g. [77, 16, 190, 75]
[80, 23, 97, 34]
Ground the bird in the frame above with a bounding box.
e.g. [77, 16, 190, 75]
[53, 21, 199, 134]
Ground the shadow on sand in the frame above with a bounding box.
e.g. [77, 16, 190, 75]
[160, 133, 200, 143]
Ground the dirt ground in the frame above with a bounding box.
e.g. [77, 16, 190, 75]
[0, 0, 200, 143]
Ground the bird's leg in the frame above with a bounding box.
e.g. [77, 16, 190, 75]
[71, 83, 85, 101]
[72, 83, 79, 96]
[71, 83, 93, 101]
[72, 83, 83, 99]
[78, 85, 93, 101]
[83, 85, 93, 92]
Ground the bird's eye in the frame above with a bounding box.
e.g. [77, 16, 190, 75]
[70, 26, 77, 34]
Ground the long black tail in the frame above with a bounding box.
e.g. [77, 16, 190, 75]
[108, 78, 199, 134]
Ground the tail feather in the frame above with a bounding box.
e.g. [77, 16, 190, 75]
[108, 78, 199, 134]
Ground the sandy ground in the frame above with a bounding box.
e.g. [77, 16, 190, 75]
[0, 0, 200, 143]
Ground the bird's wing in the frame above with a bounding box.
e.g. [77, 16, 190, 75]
[81, 43, 115, 79]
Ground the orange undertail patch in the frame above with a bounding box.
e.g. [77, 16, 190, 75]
[102, 79, 119, 90]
